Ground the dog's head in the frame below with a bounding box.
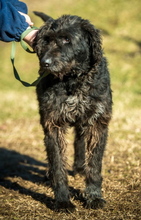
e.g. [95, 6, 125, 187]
[33, 12, 102, 78]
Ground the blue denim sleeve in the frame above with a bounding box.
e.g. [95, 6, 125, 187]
[0, 0, 29, 42]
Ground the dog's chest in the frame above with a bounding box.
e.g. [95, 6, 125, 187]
[61, 92, 90, 122]
[40, 79, 92, 123]
[38, 77, 105, 125]
[55, 86, 91, 123]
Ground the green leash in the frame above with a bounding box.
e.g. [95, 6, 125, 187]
[11, 27, 49, 87]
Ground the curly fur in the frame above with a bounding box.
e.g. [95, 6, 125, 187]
[33, 12, 112, 212]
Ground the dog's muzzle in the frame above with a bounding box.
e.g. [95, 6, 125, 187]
[41, 57, 52, 67]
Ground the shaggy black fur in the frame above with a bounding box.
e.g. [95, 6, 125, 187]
[33, 12, 112, 212]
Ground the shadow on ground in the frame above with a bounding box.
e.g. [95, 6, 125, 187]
[0, 147, 56, 210]
[0, 147, 82, 211]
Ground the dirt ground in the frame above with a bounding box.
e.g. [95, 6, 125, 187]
[0, 117, 140, 220]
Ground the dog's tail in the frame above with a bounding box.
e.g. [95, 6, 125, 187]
[33, 11, 53, 22]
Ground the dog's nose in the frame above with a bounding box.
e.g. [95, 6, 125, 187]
[41, 58, 52, 67]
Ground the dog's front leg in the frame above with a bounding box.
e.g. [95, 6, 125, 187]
[44, 126, 75, 212]
[83, 124, 108, 209]
[73, 126, 85, 175]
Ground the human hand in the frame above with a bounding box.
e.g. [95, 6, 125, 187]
[18, 11, 34, 26]
[18, 11, 38, 48]
[23, 29, 38, 48]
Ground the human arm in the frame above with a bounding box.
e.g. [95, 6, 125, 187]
[0, 0, 37, 44]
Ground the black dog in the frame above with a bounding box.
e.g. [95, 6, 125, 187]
[33, 12, 112, 212]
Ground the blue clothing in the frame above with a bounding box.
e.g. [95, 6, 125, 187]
[0, 0, 29, 42]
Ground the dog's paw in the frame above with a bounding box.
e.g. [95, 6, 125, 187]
[55, 201, 76, 213]
[83, 186, 106, 209]
[84, 197, 106, 209]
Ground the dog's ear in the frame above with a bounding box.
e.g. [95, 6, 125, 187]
[32, 12, 54, 52]
[81, 20, 102, 65]
[33, 11, 54, 23]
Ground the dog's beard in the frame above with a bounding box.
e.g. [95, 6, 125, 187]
[39, 58, 79, 79]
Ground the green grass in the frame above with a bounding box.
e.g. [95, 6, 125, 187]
[1, 0, 141, 125]
[1, 0, 141, 101]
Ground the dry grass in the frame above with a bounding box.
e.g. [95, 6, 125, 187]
[0, 0, 141, 219]
[0, 104, 140, 219]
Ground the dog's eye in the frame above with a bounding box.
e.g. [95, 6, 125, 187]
[62, 37, 70, 44]
[44, 36, 50, 44]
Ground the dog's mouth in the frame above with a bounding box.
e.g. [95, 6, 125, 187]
[40, 58, 77, 78]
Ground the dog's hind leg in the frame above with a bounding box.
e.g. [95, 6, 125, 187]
[44, 126, 75, 212]
[83, 123, 108, 209]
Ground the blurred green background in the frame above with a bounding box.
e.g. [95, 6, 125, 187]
[0, 0, 141, 132]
